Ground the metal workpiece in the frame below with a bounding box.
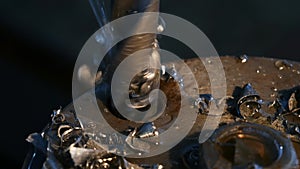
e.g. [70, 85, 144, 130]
[24, 56, 300, 168]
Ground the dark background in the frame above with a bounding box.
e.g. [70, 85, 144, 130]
[0, 0, 300, 168]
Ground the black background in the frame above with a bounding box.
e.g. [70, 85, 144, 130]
[0, 0, 300, 168]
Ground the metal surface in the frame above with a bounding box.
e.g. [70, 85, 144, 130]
[24, 56, 300, 168]
[71, 56, 300, 168]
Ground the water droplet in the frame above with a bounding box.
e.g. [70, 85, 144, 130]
[87, 122, 96, 129]
[237, 54, 248, 63]
[258, 66, 263, 69]
[271, 81, 275, 85]
[278, 74, 283, 79]
[95, 71, 102, 82]
[157, 24, 164, 33]
[174, 124, 180, 130]
[275, 61, 285, 70]
[138, 153, 142, 156]
[153, 40, 159, 48]
[297, 70, 300, 75]
[193, 67, 198, 72]
[263, 73, 267, 77]
[271, 87, 278, 92]
[95, 33, 105, 44]
[256, 70, 260, 73]
[161, 65, 167, 77]
[99, 133, 107, 138]
[275, 60, 293, 70]
[158, 16, 166, 33]
[157, 165, 164, 169]
[207, 60, 212, 64]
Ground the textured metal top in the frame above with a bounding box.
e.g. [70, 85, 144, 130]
[62, 56, 300, 168]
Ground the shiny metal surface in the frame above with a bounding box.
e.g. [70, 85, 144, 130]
[69, 56, 300, 168]
[23, 56, 300, 168]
